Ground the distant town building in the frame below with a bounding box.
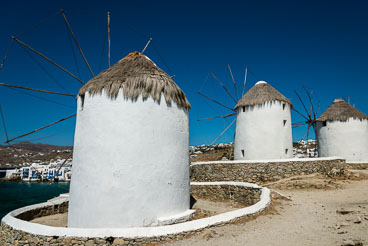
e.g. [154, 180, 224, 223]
[234, 81, 293, 160]
[20, 160, 71, 181]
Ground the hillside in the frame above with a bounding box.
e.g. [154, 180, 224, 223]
[0, 142, 72, 168]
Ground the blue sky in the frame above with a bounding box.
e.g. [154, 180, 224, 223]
[0, 0, 367, 146]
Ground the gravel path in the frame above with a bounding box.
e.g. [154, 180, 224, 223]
[165, 171, 368, 246]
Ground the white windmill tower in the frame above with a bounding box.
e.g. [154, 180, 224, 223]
[68, 51, 192, 228]
[233, 81, 293, 160]
[0, 11, 194, 228]
[316, 98, 368, 162]
[197, 66, 295, 160]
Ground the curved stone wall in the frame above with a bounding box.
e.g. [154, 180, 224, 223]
[346, 162, 368, 170]
[0, 182, 270, 246]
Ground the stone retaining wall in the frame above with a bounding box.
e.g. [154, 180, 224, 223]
[16, 201, 68, 222]
[191, 184, 261, 207]
[190, 158, 346, 184]
[346, 162, 368, 170]
[0, 223, 203, 246]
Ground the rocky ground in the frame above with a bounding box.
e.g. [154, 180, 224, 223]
[164, 170, 368, 246]
[29, 170, 368, 246]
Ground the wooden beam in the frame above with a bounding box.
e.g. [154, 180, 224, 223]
[227, 64, 239, 101]
[60, 9, 94, 77]
[5, 114, 76, 144]
[292, 107, 309, 121]
[294, 90, 310, 117]
[0, 39, 14, 72]
[0, 105, 8, 142]
[242, 67, 247, 96]
[0, 82, 76, 97]
[210, 72, 237, 104]
[11, 36, 85, 85]
[211, 118, 236, 145]
[141, 38, 152, 54]
[197, 112, 236, 121]
[198, 92, 234, 111]
[107, 11, 111, 68]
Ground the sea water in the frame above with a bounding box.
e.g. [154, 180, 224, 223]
[0, 181, 70, 219]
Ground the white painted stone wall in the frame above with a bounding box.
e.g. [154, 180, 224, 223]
[68, 90, 190, 228]
[316, 119, 368, 162]
[234, 101, 293, 160]
[2, 183, 270, 238]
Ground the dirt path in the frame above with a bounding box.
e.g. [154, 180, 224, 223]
[165, 171, 368, 246]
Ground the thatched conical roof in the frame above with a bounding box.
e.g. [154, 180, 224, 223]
[317, 98, 368, 122]
[79, 51, 191, 110]
[234, 81, 292, 109]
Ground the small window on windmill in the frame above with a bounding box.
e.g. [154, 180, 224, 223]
[322, 121, 327, 127]
[282, 103, 286, 110]
[242, 106, 245, 112]
[283, 120, 287, 126]
[80, 94, 85, 111]
[241, 149, 245, 157]
[285, 149, 289, 155]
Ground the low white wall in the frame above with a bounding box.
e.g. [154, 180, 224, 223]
[316, 119, 368, 162]
[1, 182, 270, 238]
[234, 101, 293, 160]
[69, 91, 190, 228]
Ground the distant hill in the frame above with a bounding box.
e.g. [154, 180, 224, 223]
[0, 141, 72, 153]
[0, 142, 73, 168]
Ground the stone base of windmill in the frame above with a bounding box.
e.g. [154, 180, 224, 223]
[0, 182, 270, 246]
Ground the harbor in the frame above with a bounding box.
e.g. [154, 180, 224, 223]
[0, 181, 69, 219]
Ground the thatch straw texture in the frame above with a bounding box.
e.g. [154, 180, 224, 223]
[317, 98, 368, 122]
[235, 82, 292, 109]
[79, 51, 191, 110]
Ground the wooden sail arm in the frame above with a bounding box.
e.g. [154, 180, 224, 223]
[303, 86, 316, 119]
[60, 9, 94, 77]
[0, 82, 76, 97]
[241, 67, 247, 96]
[107, 12, 111, 67]
[141, 38, 152, 54]
[294, 90, 310, 117]
[292, 107, 309, 121]
[315, 101, 321, 118]
[210, 118, 236, 145]
[227, 64, 239, 101]
[0, 39, 14, 72]
[11, 36, 85, 85]
[53, 153, 72, 180]
[0, 105, 9, 142]
[197, 112, 236, 122]
[197, 92, 235, 112]
[5, 114, 76, 144]
[210, 72, 238, 104]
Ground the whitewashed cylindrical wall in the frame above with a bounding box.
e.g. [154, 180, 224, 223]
[234, 101, 293, 160]
[316, 119, 368, 162]
[68, 90, 190, 228]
